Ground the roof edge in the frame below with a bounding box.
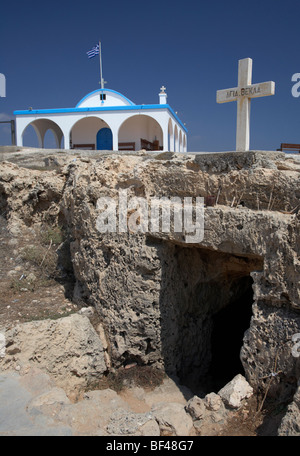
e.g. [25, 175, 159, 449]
[14, 104, 187, 133]
[75, 88, 136, 107]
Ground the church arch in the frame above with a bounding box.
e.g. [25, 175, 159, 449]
[118, 114, 163, 151]
[22, 124, 42, 148]
[70, 116, 112, 150]
[21, 119, 64, 148]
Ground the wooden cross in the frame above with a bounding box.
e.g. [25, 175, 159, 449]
[216, 58, 275, 151]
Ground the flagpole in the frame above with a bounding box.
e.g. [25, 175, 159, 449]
[99, 41, 104, 89]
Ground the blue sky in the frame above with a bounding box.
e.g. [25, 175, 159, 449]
[0, 0, 299, 152]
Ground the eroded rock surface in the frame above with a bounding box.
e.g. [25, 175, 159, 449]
[278, 386, 300, 436]
[0, 313, 107, 396]
[1, 149, 300, 435]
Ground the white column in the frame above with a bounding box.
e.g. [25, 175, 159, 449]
[16, 125, 23, 147]
[112, 129, 118, 151]
[183, 135, 187, 153]
[62, 127, 71, 150]
[163, 125, 168, 151]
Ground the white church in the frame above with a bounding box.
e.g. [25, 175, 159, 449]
[14, 86, 187, 153]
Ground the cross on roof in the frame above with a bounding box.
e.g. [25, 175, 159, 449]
[160, 86, 166, 93]
[216, 58, 275, 151]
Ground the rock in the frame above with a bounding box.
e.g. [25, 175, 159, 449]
[144, 376, 193, 408]
[241, 304, 300, 396]
[57, 389, 131, 435]
[185, 396, 206, 420]
[26, 272, 37, 283]
[218, 374, 253, 409]
[0, 314, 107, 395]
[0, 370, 73, 436]
[139, 419, 160, 436]
[204, 392, 224, 411]
[7, 270, 17, 277]
[97, 323, 108, 350]
[77, 306, 95, 317]
[27, 387, 71, 416]
[278, 387, 300, 436]
[186, 393, 228, 435]
[106, 409, 156, 436]
[1, 150, 300, 407]
[18, 366, 57, 396]
[152, 402, 194, 436]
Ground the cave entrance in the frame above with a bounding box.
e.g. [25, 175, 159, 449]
[160, 244, 263, 396]
[208, 274, 255, 393]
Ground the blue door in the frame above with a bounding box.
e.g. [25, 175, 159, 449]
[96, 128, 113, 150]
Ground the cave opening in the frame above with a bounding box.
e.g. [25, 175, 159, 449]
[178, 272, 256, 396]
[207, 275, 255, 393]
[161, 244, 263, 397]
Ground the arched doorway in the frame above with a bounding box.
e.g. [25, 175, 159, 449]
[118, 115, 163, 151]
[21, 119, 64, 149]
[70, 116, 111, 150]
[96, 127, 113, 150]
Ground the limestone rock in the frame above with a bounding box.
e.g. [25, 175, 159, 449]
[186, 392, 227, 435]
[18, 366, 57, 396]
[218, 374, 253, 409]
[57, 389, 130, 435]
[0, 370, 73, 436]
[26, 387, 71, 418]
[241, 304, 300, 395]
[77, 306, 95, 317]
[278, 387, 300, 436]
[204, 392, 224, 411]
[1, 150, 300, 406]
[144, 376, 193, 408]
[0, 314, 107, 394]
[151, 402, 194, 436]
[139, 419, 160, 436]
[185, 396, 206, 420]
[106, 409, 156, 436]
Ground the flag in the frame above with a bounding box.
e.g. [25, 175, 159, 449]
[87, 44, 99, 59]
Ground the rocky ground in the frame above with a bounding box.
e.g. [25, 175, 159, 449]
[0, 220, 278, 436]
[0, 148, 300, 436]
[0, 367, 282, 437]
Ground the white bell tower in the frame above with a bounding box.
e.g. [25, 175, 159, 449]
[159, 86, 167, 104]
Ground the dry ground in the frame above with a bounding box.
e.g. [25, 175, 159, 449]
[0, 216, 79, 329]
